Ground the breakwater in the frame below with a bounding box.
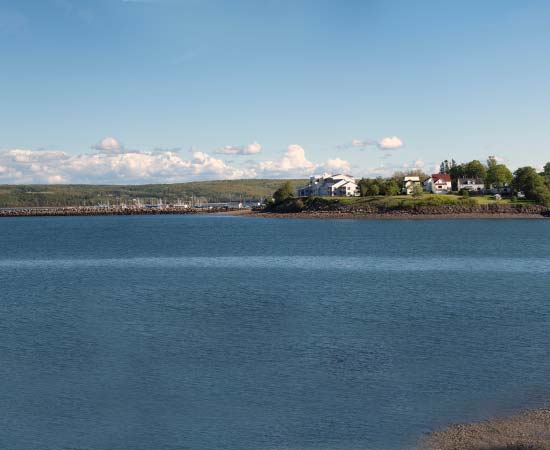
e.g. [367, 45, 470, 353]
[0, 206, 239, 218]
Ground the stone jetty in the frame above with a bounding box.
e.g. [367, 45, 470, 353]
[0, 206, 238, 218]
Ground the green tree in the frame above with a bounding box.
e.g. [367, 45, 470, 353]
[358, 178, 383, 196]
[383, 179, 400, 196]
[367, 183, 380, 196]
[273, 181, 295, 204]
[513, 167, 545, 198]
[411, 184, 424, 197]
[486, 164, 512, 191]
[543, 162, 550, 177]
[449, 163, 465, 191]
[463, 160, 487, 179]
[487, 156, 499, 168]
[535, 187, 550, 207]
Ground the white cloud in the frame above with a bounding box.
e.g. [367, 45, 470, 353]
[257, 144, 316, 176]
[246, 141, 262, 154]
[341, 136, 404, 150]
[92, 136, 124, 153]
[401, 159, 427, 172]
[487, 154, 507, 163]
[0, 140, 352, 184]
[0, 146, 254, 184]
[257, 144, 352, 177]
[215, 141, 262, 155]
[321, 158, 352, 174]
[378, 136, 403, 150]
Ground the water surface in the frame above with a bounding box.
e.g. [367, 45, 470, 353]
[1, 215, 550, 450]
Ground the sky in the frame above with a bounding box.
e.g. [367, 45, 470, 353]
[1, 0, 550, 184]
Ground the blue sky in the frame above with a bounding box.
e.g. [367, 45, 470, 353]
[1, 0, 549, 183]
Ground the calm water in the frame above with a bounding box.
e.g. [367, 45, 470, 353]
[1, 215, 550, 450]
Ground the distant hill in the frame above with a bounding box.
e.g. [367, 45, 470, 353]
[0, 179, 307, 207]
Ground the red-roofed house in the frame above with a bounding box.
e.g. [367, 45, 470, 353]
[424, 173, 452, 194]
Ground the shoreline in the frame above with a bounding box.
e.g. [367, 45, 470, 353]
[419, 408, 550, 450]
[248, 210, 549, 220]
[0, 206, 232, 218]
[1, 206, 549, 220]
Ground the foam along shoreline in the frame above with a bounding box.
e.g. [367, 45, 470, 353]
[419, 409, 550, 450]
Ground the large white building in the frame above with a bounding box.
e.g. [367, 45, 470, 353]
[297, 174, 360, 197]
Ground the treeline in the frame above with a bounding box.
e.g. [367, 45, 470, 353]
[0, 179, 306, 208]
[357, 158, 550, 206]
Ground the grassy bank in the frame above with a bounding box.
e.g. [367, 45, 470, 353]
[420, 409, 550, 450]
[267, 193, 539, 214]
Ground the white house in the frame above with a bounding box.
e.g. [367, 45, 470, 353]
[424, 173, 452, 194]
[402, 176, 421, 195]
[297, 174, 360, 197]
[457, 178, 485, 193]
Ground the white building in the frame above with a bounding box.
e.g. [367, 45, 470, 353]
[297, 174, 360, 197]
[457, 178, 485, 193]
[424, 173, 452, 194]
[402, 176, 421, 195]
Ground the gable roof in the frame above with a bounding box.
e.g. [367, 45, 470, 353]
[432, 173, 451, 183]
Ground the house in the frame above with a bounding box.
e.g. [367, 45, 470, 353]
[297, 174, 360, 197]
[457, 178, 485, 193]
[402, 176, 421, 195]
[488, 184, 512, 195]
[424, 173, 452, 194]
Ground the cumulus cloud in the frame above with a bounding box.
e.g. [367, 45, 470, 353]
[341, 136, 404, 150]
[321, 158, 352, 174]
[0, 139, 351, 184]
[257, 145, 352, 177]
[257, 145, 316, 176]
[0, 146, 254, 184]
[377, 136, 403, 150]
[92, 136, 125, 153]
[215, 141, 262, 155]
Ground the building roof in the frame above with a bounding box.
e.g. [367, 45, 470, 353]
[431, 173, 451, 183]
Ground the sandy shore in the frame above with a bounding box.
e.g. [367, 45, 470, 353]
[419, 409, 550, 450]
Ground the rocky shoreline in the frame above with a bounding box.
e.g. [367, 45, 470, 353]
[2, 204, 549, 219]
[255, 203, 550, 219]
[0, 206, 231, 218]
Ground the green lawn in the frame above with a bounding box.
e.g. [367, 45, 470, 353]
[306, 193, 534, 208]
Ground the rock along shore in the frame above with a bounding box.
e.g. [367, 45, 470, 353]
[0, 206, 234, 218]
[2, 204, 550, 219]
[257, 203, 550, 219]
